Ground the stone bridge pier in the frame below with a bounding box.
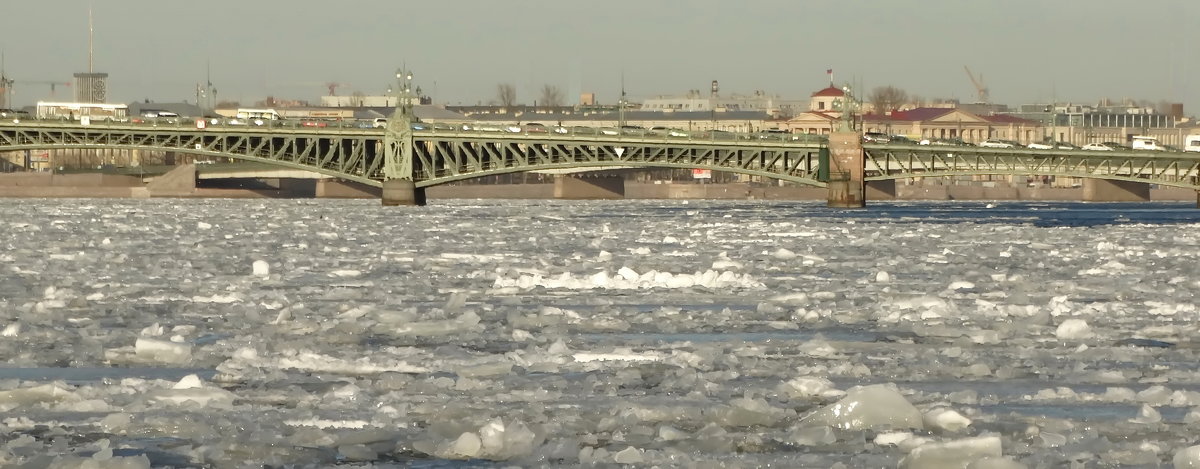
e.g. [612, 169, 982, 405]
[826, 130, 865, 208]
[1082, 179, 1151, 202]
[553, 174, 625, 199]
[382, 179, 427, 206]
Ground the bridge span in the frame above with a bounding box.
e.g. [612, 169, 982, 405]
[1, 121, 1198, 206]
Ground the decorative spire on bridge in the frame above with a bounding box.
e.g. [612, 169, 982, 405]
[383, 68, 416, 181]
[831, 84, 859, 133]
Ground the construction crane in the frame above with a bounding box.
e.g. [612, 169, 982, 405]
[962, 66, 989, 104]
[15, 80, 72, 99]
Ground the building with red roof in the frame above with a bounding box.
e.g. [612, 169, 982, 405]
[862, 107, 1041, 143]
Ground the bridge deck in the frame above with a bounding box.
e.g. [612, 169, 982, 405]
[1, 121, 1198, 190]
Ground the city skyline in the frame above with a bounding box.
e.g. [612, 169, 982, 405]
[1, 0, 1196, 113]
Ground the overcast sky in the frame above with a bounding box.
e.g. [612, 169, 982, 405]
[2, 0, 1196, 113]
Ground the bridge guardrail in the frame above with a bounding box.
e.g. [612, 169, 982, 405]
[2, 117, 831, 145]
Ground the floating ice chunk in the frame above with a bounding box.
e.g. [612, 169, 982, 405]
[420, 418, 537, 461]
[947, 281, 975, 291]
[191, 294, 241, 304]
[711, 259, 743, 270]
[173, 374, 205, 390]
[800, 384, 923, 431]
[1130, 404, 1162, 424]
[788, 425, 835, 446]
[2, 322, 20, 337]
[875, 431, 914, 447]
[613, 446, 643, 464]
[395, 311, 483, 336]
[197, 221, 212, 230]
[252, 260, 270, 277]
[1055, 319, 1093, 339]
[923, 408, 972, 432]
[134, 337, 193, 365]
[99, 413, 133, 432]
[52, 454, 152, 468]
[966, 457, 1028, 469]
[658, 425, 688, 441]
[780, 376, 843, 400]
[140, 322, 164, 337]
[573, 349, 662, 363]
[1038, 432, 1066, 447]
[153, 381, 236, 407]
[712, 397, 785, 427]
[617, 267, 639, 281]
[899, 436, 1003, 468]
[0, 383, 77, 410]
[1176, 445, 1200, 468]
[448, 432, 483, 458]
[331, 269, 362, 278]
[773, 248, 797, 260]
[876, 271, 891, 283]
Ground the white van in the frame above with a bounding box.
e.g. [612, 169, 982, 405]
[1184, 134, 1200, 153]
[1131, 136, 1166, 151]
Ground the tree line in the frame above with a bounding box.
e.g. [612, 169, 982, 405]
[495, 83, 564, 108]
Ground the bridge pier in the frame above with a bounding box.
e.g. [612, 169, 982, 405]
[381, 179, 426, 206]
[866, 180, 897, 200]
[317, 179, 380, 198]
[1082, 179, 1150, 202]
[553, 174, 625, 199]
[826, 131, 865, 208]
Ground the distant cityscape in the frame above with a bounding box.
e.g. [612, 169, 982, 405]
[0, 66, 1195, 151]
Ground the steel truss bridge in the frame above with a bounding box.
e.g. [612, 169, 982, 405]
[2, 122, 1199, 190]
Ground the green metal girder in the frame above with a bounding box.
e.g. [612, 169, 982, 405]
[864, 146, 1200, 190]
[3, 122, 1199, 191]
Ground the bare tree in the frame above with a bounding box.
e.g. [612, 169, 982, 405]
[869, 86, 908, 113]
[496, 83, 517, 107]
[539, 84, 564, 108]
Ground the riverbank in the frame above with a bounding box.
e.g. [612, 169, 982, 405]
[0, 169, 1196, 202]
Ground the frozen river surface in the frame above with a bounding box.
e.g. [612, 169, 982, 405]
[2, 198, 1200, 467]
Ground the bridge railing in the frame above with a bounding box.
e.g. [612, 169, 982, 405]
[4, 116, 830, 145]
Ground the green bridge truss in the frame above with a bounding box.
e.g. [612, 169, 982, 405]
[2, 122, 1199, 190]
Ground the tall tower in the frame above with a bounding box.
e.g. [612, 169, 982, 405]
[74, 3, 107, 103]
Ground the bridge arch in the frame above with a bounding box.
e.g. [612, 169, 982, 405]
[1, 142, 382, 187]
[418, 160, 827, 188]
[866, 170, 1200, 191]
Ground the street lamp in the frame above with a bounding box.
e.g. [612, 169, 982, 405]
[393, 69, 415, 123]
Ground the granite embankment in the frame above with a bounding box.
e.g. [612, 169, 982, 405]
[1, 167, 1195, 201]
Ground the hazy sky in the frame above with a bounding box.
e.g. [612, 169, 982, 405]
[2, 0, 1196, 113]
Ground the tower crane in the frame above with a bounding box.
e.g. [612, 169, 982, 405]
[962, 66, 989, 104]
[15, 80, 72, 99]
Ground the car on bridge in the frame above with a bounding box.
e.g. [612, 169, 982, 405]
[862, 132, 890, 143]
[919, 138, 971, 146]
[979, 139, 1020, 148]
[523, 123, 548, 133]
[1081, 142, 1130, 151]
